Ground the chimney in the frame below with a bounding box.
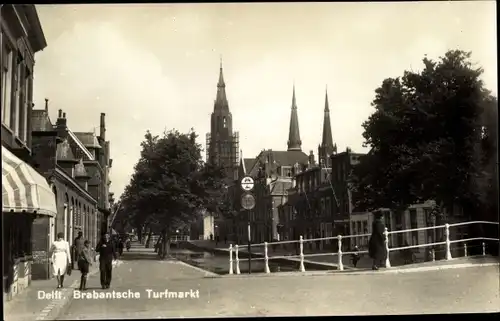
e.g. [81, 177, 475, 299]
[308, 150, 315, 167]
[56, 108, 68, 140]
[100, 113, 106, 140]
[45, 98, 48, 112]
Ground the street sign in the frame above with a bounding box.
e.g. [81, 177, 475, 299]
[241, 193, 256, 210]
[240, 176, 255, 192]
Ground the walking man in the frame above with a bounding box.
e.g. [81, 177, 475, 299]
[96, 233, 117, 289]
[73, 231, 84, 270]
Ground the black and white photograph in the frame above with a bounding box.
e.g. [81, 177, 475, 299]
[1, 2, 498, 319]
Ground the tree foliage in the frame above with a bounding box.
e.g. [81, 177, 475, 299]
[119, 129, 229, 256]
[350, 50, 498, 221]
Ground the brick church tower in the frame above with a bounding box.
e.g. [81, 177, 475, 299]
[206, 58, 240, 182]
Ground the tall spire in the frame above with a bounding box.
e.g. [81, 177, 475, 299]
[287, 84, 302, 151]
[321, 87, 334, 149]
[214, 56, 228, 111]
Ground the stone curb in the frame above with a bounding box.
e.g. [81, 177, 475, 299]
[170, 260, 221, 278]
[220, 262, 499, 278]
[35, 260, 121, 321]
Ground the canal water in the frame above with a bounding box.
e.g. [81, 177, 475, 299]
[169, 248, 299, 275]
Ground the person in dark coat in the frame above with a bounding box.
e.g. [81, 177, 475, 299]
[96, 233, 117, 289]
[117, 238, 124, 256]
[368, 210, 387, 270]
[78, 240, 93, 290]
[73, 231, 84, 269]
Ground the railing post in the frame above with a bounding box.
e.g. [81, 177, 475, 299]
[229, 244, 234, 275]
[264, 242, 270, 273]
[235, 245, 241, 274]
[445, 223, 452, 260]
[431, 248, 435, 262]
[299, 236, 305, 272]
[482, 242, 486, 256]
[463, 243, 467, 257]
[337, 235, 344, 271]
[384, 227, 391, 268]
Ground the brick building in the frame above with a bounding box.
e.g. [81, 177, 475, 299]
[30, 100, 102, 279]
[1, 5, 54, 300]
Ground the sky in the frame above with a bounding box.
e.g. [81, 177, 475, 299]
[33, 2, 497, 200]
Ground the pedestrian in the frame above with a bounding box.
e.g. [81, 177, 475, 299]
[78, 240, 93, 290]
[117, 238, 124, 256]
[96, 233, 117, 289]
[351, 245, 360, 267]
[368, 210, 388, 270]
[50, 232, 72, 288]
[210, 233, 213, 241]
[73, 231, 84, 269]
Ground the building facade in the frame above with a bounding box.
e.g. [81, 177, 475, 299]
[30, 101, 100, 279]
[226, 86, 309, 244]
[1, 5, 54, 300]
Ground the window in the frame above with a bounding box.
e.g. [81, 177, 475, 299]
[223, 117, 227, 128]
[18, 66, 30, 142]
[1, 44, 13, 126]
[11, 55, 23, 136]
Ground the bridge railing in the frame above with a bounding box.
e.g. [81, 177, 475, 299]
[227, 220, 499, 275]
[170, 235, 189, 243]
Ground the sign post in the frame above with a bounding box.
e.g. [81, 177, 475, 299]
[241, 176, 255, 274]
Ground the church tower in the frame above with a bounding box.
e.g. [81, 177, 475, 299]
[206, 58, 239, 181]
[287, 85, 302, 152]
[318, 88, 336, 167]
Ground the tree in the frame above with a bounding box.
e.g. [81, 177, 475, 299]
[350, 50, 498, 229]
[119, 129, 229, 258]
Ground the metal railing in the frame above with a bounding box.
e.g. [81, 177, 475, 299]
[227, 220, 499, 274]
[170, 235, 189, 243]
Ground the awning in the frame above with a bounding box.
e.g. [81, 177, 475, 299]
[2, 146, 57, 217]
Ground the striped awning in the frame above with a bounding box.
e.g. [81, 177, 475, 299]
[2, 146, 57, 217]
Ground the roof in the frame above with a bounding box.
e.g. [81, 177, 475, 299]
[248, 150, 309, 176]
[243, 158, 256, 174]
[67, 130, 95, 161]
[73, 132, 102, 149]
[31, 110, 53, 131]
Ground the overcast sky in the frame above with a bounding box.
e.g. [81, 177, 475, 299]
[33, 2, 497, 199]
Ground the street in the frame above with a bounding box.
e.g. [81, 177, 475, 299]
[53, 247, 499, 318]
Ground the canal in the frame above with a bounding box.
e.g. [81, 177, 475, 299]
[169, 248, 302, 275]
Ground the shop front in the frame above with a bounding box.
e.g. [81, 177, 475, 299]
[2, 146, 57, 301]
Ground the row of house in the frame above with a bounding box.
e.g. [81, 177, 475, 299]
[1, 5, 114, 301]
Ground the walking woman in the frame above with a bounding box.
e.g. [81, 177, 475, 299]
[78, 240, 93, 290]
[50, 232, 72, 288]
[368, 210, 388, 270]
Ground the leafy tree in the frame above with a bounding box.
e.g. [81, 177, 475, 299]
[350, 50, 498, 233]
[119, 129, 229, 258]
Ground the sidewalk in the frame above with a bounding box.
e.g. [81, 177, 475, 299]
[4, 258, 120, 321]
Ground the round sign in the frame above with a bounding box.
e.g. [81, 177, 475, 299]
[241, 176, 255, 191]
[241, 193, 256, 210]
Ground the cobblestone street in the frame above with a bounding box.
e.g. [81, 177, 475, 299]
[53, 248, 499, 319]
